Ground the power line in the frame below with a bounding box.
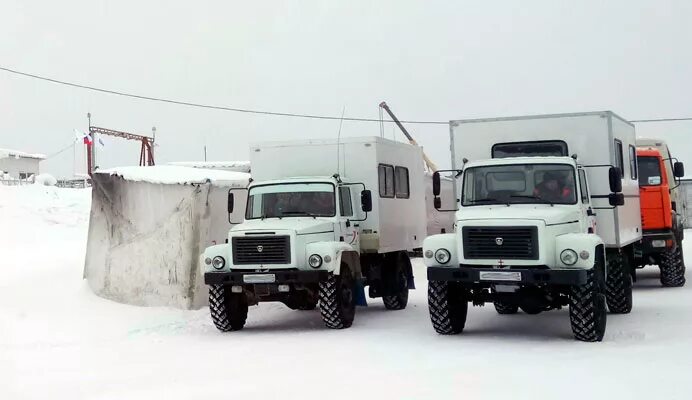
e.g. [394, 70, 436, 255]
[3, 65, 692, 125]
[0, 65, 447, 125]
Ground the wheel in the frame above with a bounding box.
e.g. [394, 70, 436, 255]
[208, 284, 248, 332]
[660, 245, 686, 287]
[569, 269, 607, 342]
[605, 252, 633, 314]
[319, 265, 356, 329]
[428, 280, 468, 334]
[493, 301, 518, 314]
[382, 253, 410, 310]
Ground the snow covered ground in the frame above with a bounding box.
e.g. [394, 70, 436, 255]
[2, 184, 692, 399]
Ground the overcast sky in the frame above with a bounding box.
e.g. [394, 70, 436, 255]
[1, 0, 691, 178]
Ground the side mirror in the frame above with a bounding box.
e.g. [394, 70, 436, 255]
[609, 167, 622, 193]
[227, 192, 234, 213]
[361, 190, 373, 212]
[674, 161, 685, 178]
[609, 192, 625, 207]
[434, 197, 441, 210]
[432, 172, 441, 196]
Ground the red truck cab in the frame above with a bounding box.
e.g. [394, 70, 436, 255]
[635, 145, 686, 286]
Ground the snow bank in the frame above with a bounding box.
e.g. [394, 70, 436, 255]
[167, 160, 251, 173]
[83, 167, 248, 309]
[33, 173, 57, 186]
[96, 165, 249, 187]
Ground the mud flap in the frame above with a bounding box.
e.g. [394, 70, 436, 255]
[354, 278, 368, 306]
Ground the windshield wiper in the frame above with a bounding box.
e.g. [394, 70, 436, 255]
[510, 195, 554, 206]
[280, 210, 317, 219]
[466, 198, 509, 206]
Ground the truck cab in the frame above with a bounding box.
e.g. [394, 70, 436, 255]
[635, 145, 686, 286]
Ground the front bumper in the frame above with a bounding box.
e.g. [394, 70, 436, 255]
[204, 269, 328, 285]
[636, 230, 676, 255]
[427, 265, 588, 286]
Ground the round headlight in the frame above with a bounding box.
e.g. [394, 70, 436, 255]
[560, 249, 578, 266]
[212, 256, 225, 270]
[424, 250, 433, 259]
[434, 249, 451, 264]
[204, 257, 212, 265]
[308, 254, 323, 268]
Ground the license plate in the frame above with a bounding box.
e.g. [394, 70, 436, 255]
[243, 274, 276, 284]
[479, 271, 522, 282]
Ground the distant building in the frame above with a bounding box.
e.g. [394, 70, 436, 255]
[0, 148, 46, 179]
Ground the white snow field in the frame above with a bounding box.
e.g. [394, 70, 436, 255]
[2, 185, 692, 399]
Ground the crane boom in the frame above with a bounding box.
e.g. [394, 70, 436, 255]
[379, 101, 438, 172]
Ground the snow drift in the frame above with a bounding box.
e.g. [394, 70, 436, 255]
[83, 166, 249, 310]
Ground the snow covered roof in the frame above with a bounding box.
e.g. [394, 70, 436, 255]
[166, 161, 250, 173]
[0, 148, 46, 160]
[96, 165, 250, 187]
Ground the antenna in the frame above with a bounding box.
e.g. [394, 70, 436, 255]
[336, 105, 346, 176]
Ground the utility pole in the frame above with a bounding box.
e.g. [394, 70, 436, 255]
[204, 145, 207, 161]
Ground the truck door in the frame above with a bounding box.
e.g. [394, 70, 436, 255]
[338, 186, 360, 248]
[578, 168, 597, 234]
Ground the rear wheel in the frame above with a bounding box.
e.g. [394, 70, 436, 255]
[319, 265, 356, 329]
[660, 245, 686, 287]
[382, 253, 410, 310]
[605, 252, 633, 314]
[569, 269, 607, 342]
[428, 281, 468, 334]
[208, 284, 248, 332]
[493, 301, 518, 314]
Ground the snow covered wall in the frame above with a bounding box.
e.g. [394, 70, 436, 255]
[83, 166, 249, 310]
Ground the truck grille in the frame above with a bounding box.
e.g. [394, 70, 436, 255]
[232, 235, 291, 265]
[462, 226, 538, 260]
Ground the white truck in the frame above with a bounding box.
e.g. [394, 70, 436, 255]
[424, 111, 641, 341]
[201, 136, 426, 331]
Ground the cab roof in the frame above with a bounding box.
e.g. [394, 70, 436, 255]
[636, 147, 662, 158]
[464, 156, 577, 168]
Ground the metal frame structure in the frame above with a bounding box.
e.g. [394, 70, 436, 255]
[84, 113, 156, 175]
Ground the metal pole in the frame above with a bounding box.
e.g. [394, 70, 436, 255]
[88, 112, 96, 172]
[204, 145, 207, 161]
[151, 126, 156, 159]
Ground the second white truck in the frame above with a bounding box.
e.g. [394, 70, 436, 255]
[201, 136, 426, 331]
[425, 111, 641, 341]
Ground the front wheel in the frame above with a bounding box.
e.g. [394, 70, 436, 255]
[428, 280, 468, 334]
[605, 252, 633, 314]
[569, 269, 607, 342]
[319, 265, 356, 329]
[660, 245, 686, 287]
[208, 284, 249, 332]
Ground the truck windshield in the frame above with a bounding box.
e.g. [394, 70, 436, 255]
[245, 183, 336, 219]
[637, 156, 662, 186]
[462, 164, 577, 206]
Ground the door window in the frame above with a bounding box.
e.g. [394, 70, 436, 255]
[339, 186, 353, 216]
[578, 169, 590, 204]
[378, 164, 395, 198]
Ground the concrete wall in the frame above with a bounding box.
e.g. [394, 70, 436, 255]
[0, 156, 41, 178]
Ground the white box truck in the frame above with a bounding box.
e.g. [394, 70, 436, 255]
[201, 136, 426, 331]
[424, 111, 641, 341]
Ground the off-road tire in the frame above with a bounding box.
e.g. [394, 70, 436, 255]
[660, 246, 686, 287]
[493, 301, 518, 314]
[569, 269, 607, 342]
[382, 253, 410, 310]
[605, 253, 633, 314]
[209, 284, 248, 332]
[319, 266, 356, 329]
[428, 280, 468, 334]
